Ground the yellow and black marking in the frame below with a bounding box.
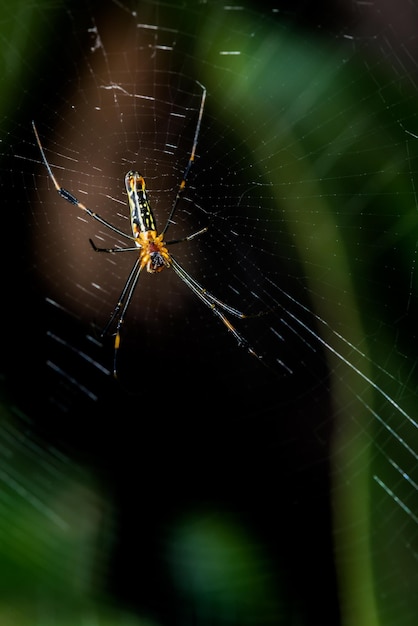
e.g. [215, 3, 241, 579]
[125, 171, 157, 234]
[125, 170, 171, 273]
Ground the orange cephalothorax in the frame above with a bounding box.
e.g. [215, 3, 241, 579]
[138, 230, 171, 273]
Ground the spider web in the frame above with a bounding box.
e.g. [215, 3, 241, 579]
[2, 0, 418, 624]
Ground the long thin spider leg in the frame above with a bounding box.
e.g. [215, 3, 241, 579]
[170, 256, 247, 318]
[161, 83, 207, 236]
[166, 226, 208, 246]
[89, 238, 140, 253]
[111, 263, 143, 377]
[32, 121, 136, 243]
[171, 255, 269, 319]
[100, 258, 141, 340]
[170, 256, 262, 360]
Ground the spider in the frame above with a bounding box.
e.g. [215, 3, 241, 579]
[32, 82, 263, 377]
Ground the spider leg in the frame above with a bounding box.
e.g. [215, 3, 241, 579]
[110, 261, 143, 377]
[161, 83, 206, 236]
[170, 256, 262, 360]
[93, 257, 142, 377]
[98, 258, 141, 335]
[166, 226, 208, 246]
[89, 238, 140, 253]
[32, 121, 135, 243]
